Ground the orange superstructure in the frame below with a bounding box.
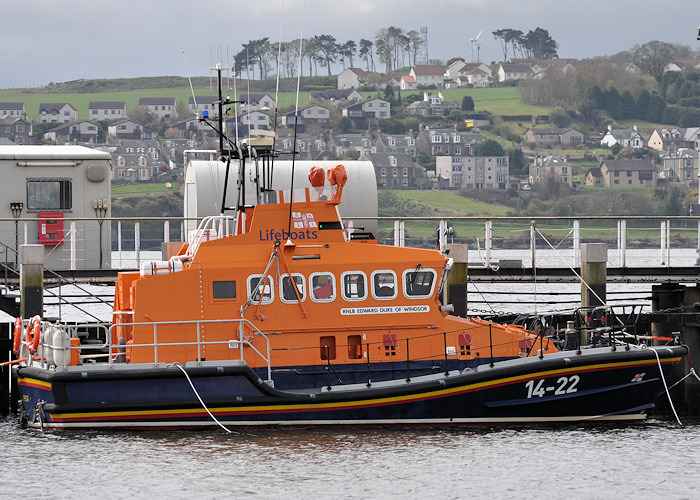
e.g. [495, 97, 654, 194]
[112, 166, 556, 387]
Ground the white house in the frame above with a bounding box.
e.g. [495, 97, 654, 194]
[337, 68, 367, 89]
[38, 103, 79, 123]
[601, 125, 645, 149]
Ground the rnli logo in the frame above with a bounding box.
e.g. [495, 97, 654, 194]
[293, 212, 317, 229]
[631, 373, 645, 383]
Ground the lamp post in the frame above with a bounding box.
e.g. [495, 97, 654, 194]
[10, 202, 23, 267]
[93, 198, 108, 269]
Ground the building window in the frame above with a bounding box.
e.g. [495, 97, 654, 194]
[27, 179, 72, 211]
[389, 156, 397, 167]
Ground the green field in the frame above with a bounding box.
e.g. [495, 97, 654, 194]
[112, 182, 179, 200]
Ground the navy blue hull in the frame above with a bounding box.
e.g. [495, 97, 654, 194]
[15, 346, 687, 429]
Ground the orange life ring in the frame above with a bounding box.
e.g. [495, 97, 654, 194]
[12, 317, 22, 355]
[25, 316, 41, 354]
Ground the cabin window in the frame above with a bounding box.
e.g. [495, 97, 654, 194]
[310, 272, 335, 302]
[320, 336, 336, 360]
[403, 268, 436, 298]
[212, 280, 236, 300]
[383, 334, 397, 356]
[26, 179, 72, 211]
[347, 335, 363, 359]
[247, 275, 274, 305]
[371, 270, 397, 300]
[340, 271, 367, 301]
[280, 273, 305, 303]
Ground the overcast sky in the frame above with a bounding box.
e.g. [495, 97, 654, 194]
[1, 0, 698, 89]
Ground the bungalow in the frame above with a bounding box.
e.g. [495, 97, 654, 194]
[138, 97, 177, 120]
[38, 103, 79, 123]
[0, 102, 25, 117]
[310, 89, 362, 105]
[600, 124, 645, 149]
[43, 121, 99, 143]
[524, 127, 584, 147]
[341, 98, 391, 128]
[497, 63, 533, 82]
[585, 159, 657, 188]
[327, 133, 374, 158]
[89, 101, 127, 121]
[409, 65, 444, 88]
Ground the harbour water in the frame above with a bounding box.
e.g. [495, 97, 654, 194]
[1, 416, 700, 498]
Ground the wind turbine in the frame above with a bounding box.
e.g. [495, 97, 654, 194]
[470, 28, 483, 62]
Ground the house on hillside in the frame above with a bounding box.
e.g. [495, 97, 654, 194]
[648, 127, 700, 152]
[337, 68, 367, 89]
[437, 154, 509, 189]
[523, 127, 584, 147]
[661, 148, 699, 184]
[585, 159, 657, 188]
[280, 105, 330, 132]
[416, 128, 483, 156]
[225, 111, 271, 132]
[44, 121, 98, 143]
[374, 132, 417, 158]
[528, 155, 573, 187]
[406, 92, 457, 117]
[38, 103, 78, 123]
[107, 120, 144, 140]
[89, 101, 127, 121]
[600, 124, 645, 149]
[400, 75, 416, 90]
[138, 97, 177, 120]
[341, 97, 391, 128]
[310, 89, 362, 105]
[189, 95, 219, 117]
[0, 115, 32, 144]
[110, 141, 163, 182]
[409, 65, 444, 88]
[240, 93, 276, 112]
[0, 102, 26, 117]
[327, 133, 374, 159]
[497, 63, 533, 82]
[444, 61, 492, 88]
[369, 152, 427, 188]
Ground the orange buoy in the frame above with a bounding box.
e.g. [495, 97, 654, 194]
[12, 317, 22, 355]
[26, 316, 41, 354]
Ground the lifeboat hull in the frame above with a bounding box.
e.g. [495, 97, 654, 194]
[14, 345, 686, 429]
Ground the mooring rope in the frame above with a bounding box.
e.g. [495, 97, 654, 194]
[651, 348, 682, 426]
[170, 362, 232, 433]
